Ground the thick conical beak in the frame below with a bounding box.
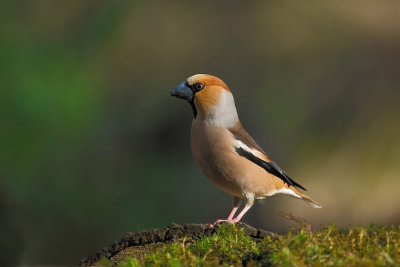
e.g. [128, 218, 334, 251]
[170, 81, 194, 101]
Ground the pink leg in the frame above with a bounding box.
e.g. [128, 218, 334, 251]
[230, 204, 252, 222]
[209, 194, 254, 227]
[213, 206, 239, 225]
[208, 197, 241, 227]
[227, 206, 239, 220]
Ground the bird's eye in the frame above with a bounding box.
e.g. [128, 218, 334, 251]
[193, 83, 205, 91]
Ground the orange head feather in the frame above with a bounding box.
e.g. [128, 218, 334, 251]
[186, 74, 231, 117]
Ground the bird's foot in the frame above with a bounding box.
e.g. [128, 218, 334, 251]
[214, 219, 232, 224]
[208, 219, 237, 228]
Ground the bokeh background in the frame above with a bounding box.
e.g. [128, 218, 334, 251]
[1, 0, 399, 264]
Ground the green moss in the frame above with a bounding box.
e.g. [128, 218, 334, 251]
[116, 224, 400, 266]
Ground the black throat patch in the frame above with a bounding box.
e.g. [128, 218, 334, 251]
[189, 100, 197, 118]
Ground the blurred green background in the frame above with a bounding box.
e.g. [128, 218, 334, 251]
[1, 0, 399, 264]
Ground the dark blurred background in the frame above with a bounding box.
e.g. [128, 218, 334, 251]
[1, 0, 399, 264]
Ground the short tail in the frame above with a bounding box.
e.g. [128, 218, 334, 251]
[280, 185, 322, 208]
[299, 193, 322, 208]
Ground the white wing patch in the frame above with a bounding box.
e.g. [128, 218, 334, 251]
[234, 140, 264, 159]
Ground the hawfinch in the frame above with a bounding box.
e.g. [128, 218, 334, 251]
[171, 74, 321, 225]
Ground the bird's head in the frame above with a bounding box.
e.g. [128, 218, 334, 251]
[171, 74, 237, 124]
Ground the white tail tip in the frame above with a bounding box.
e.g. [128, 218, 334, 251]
[309, 202, 322, 208]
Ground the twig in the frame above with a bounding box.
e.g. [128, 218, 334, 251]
[278, 211, 313, 238]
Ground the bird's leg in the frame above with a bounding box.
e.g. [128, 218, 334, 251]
[227, 206, 239, 220]
[230, 193, 254, 223]
[210, 197, 242, 227]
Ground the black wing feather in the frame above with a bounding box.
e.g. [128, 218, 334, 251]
[235, 147, 307, 191]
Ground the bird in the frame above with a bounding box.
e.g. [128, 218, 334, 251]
[170, 74, 321, 226]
